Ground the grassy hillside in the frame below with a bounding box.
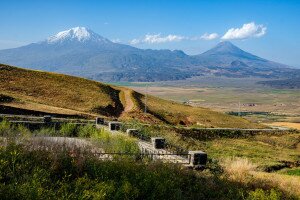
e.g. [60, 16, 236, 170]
[0, 64, 262, 128]
[0, 64, 123, 117]
[128, 91, 263, 128]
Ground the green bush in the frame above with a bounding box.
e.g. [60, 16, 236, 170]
[33, 126, 57, 136]
[92, 128, 139, 154]
[15, 124, 31, 137]
[247, 189, 282, 200]
[0, 119, 14, 136]
[78, 124, 97, 138]
[60, 123, 78, 137]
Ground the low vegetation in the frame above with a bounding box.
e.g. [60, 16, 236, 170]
[284, 168, 300, 176]
[220, 157, 300, 198]
[0, 142, 291, 200]
[0, 120, 299, 199]
[0, 120, 138, 154]
[123, 121, 300, 168]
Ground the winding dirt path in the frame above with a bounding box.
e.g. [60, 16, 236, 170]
[123, 89, 134, 112]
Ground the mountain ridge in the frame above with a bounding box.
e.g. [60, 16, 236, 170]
[0, 27, 298, 81]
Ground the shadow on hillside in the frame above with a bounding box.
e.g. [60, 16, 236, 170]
[91, 88, 124, 118]
[132, 91, 171, 124]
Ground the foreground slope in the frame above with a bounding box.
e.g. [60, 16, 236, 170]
[0, 64, 262, 128]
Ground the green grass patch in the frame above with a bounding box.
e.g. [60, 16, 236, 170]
[286, 169, 300, 176]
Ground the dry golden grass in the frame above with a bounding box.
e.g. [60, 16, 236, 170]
[253, 172, 300, 197]
[221, 157, 300, 197]
[221, 157, 257, 183]
[140, 94, 264, 128]
[0, 64, 123, 117]
[200, 135, 300, 167]
[222, 158, 257, 181]
[1, 101, 95, 116]
[266, 122, 300, 130]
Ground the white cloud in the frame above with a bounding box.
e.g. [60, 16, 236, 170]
[111, 38, 121, 43]
[200, 33, 219, 40]
[144, 34, 185, 43]
[222, 22, 267, 40]
[130, 34, 185, 44]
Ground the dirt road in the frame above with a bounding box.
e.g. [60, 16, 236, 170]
[123, 89, 134, 112]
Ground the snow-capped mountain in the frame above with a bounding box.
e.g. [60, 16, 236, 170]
[0, 27, 298, 81]
[45, 27, 111, 44]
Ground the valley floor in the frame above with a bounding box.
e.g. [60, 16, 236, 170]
[115, 76, 300, 124]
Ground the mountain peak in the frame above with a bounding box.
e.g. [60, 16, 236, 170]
[213, 41, 241, 52]
[216, 41, 235, 47]
[46, 27, 110, 44]
[201, 41, 249, 57]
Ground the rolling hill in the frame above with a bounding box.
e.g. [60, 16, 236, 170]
[0, 64, 262, 128]
[0, 27, 298, 82]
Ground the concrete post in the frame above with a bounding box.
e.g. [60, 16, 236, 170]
[151, 137, 166, 149]
[108, 121, 122, 131]
[96, 117, 104, 125]
[188, 151, 207, 167]
[43, 115, 52, 123]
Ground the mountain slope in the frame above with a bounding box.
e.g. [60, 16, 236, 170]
[0, 27, 196, 81]
[0, 27, 298, 81]
[0, 64, 263, 128]
[193, 41, 298, 78]
[195, 41, 290, 70]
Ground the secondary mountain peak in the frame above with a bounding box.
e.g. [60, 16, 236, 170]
[197, 40, 265, 64]
[46, 27, 110, 44]
[216, 41, 235, 47]
[206, 41, 244, 55]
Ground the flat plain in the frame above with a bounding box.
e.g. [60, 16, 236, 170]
[114, 76, 300, 124]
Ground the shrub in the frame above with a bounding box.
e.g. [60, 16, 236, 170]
[60, 123, 78, 137]
[0, 119, 14, 136]
[221, 157, 257, 183]
[33, 126, 57, 136]
[78, 124, 97, 138]
[15, 124, 31, 137]
[247, 189, 282, 200]
[92, 128, 139, 154]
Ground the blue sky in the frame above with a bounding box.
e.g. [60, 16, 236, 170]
[0, 0, 300, 67]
